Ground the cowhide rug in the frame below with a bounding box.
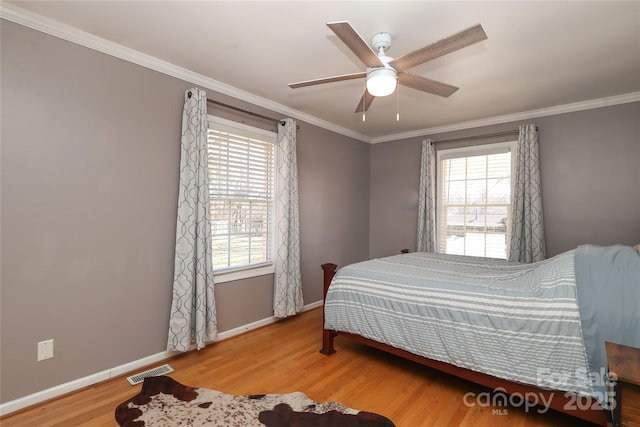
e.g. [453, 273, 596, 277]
[115, 375, 395, 426]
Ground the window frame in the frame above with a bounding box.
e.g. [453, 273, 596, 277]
[207, 115, 276, 284]
[435, 140, 518, 259]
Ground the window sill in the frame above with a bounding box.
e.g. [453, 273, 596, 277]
[214, 263, 274, 284]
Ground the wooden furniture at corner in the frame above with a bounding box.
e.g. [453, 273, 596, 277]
[606, 342, 640, 427]
[320, 262, 608, 426]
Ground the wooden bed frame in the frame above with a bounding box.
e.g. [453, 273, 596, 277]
[320, 262, 608, 426]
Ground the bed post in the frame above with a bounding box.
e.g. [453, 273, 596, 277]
[320, 263, 337, 355]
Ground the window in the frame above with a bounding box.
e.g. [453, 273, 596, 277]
[207, 116, 276, 282]
[437, 141, 516, 259]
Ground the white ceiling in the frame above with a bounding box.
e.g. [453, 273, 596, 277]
[3, 1, 640, 142]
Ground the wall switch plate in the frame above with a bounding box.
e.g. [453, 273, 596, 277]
[37, 339, 54, 361]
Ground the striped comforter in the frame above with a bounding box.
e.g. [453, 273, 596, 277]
[324, 250, 596, 397]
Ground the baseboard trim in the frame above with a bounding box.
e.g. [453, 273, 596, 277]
[0, 350, 176, 417]
[0, 300, 323, 416]
[215, 300, 323, 341]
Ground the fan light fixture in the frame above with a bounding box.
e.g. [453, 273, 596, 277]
[366, 68, 397, 97]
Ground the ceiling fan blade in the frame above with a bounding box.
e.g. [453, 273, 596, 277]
[289, 72, 367, 89]
[327, 21, 384, 68]
[354, 90, 375, 113]
[389, 24, 488, 72]
[398, 72, 458, 97]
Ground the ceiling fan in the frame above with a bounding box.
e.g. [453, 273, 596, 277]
[289, 22, 488, 113]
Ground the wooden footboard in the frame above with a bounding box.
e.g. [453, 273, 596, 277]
[319, 262, 608, 426]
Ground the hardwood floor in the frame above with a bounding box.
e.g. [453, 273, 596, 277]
[1, 308, 599, 426]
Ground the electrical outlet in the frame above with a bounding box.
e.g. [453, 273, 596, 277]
[37, 339, 54, 361]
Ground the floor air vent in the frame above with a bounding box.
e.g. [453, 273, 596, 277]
[126, 364, 174, 385]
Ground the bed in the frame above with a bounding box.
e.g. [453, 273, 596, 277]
[320, 244, 640, 426]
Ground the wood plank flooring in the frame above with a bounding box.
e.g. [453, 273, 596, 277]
[1, 307, 599, 426]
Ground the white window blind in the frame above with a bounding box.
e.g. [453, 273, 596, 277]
[437, 142, 516, 259]
[207, 117, 275, 271]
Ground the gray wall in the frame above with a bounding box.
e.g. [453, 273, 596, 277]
[369, 138, 423, 258]
[537, 104, 640, 255]
[1, 21, 370, 403]
[370, 102, 640, 258]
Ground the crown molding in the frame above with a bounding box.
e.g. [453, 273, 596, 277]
[371, 91, 640, 144]
[0, 2, 372, 143]
[3, 2, 638, 146]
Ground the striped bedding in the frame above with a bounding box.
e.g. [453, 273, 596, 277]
[325, 249, 599, 398]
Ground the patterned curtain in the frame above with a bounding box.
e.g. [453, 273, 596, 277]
[508, 124, 546, 263]
[417, 139, 437, 252]
[273, 118, 303, 318]
[167, 88, 217, 351]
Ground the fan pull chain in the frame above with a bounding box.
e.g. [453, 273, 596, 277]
[362, 82, 366, 122]
[396, 80, 400, 121]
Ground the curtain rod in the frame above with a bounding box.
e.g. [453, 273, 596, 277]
[433, 129, 520, 144]
[206, 98, 286, 127]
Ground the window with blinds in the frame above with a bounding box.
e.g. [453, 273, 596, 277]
[437, 142, 516, 259]
[207, 116, 276, 272]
